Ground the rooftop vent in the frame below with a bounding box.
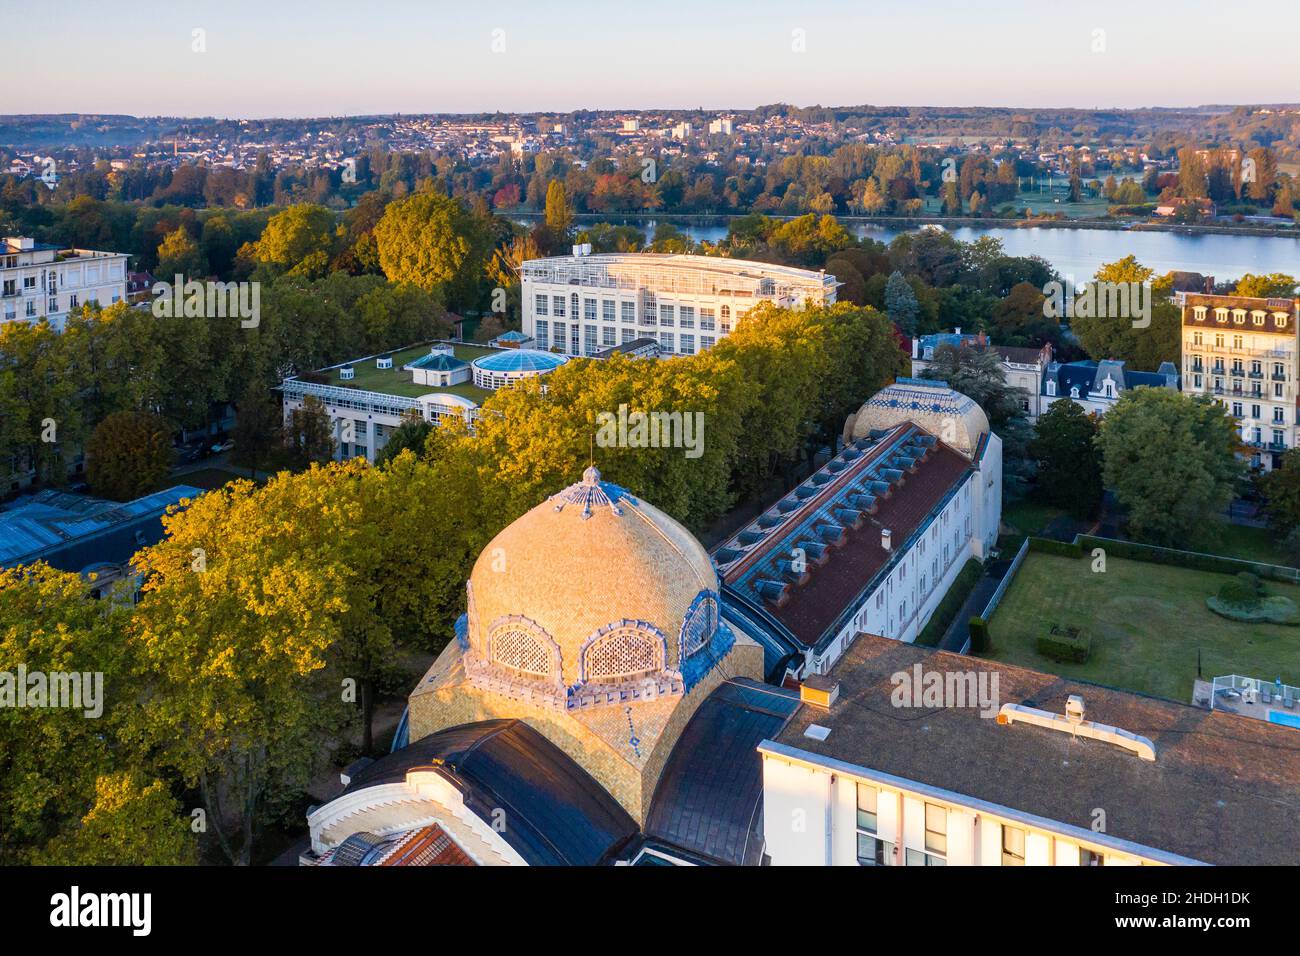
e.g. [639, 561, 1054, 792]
[800, 674, 840, 709]
[881, 529, 892, 551]
[997, 698, 1155, 761]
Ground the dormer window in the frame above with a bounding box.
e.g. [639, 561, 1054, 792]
[1215, 308, 1229, 323]
[1046, 379, 1057, 396]
[1233, 309, 1246, 325]
[1275, 313, 1289, 329]
[1193, 306, 1207, 321]
[1070, 386, 1080, 398]
[1252, 311, 1266, 326]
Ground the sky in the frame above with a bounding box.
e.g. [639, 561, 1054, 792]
[3, 0, 1298, 117]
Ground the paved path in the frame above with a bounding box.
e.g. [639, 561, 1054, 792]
[938, 559, 1010, 653]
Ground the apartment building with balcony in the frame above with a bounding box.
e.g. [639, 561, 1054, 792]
[1180, 293, 1300, 471]
[520, 249, 838, 359]
[1, 236, 129, 331]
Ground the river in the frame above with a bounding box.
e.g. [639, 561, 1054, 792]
[533, 217, 1300, 283]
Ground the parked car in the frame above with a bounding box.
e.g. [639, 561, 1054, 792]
[211, 440, 235, 454]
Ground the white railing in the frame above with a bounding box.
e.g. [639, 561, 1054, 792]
[1211, 674, 1298, 707]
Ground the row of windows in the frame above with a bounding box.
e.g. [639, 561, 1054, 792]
[856, 783, 1106, 866]
[1191, 305, 1290, 328]
[534, 294, 730, 330]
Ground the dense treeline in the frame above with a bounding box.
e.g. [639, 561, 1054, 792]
[0, 300, 904, 865]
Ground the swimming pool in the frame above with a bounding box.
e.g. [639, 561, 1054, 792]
[1267, 710, 1300, 729]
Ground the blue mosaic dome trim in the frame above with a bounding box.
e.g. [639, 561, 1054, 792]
[551, 466, 637, 519]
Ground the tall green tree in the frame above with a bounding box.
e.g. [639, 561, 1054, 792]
[1030, 400, 1103, 518]
[85, 410, 174, 501]
[1095, 389, 1243, 544]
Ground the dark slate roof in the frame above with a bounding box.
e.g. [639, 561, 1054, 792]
[406, 352, 467, 372]
[0, 485, 201, 570]
[345, 719, 638, 866]
[646, 678, 801, 865]
[770, 635, 1300, 866]
[1044, 360, 1177, 397]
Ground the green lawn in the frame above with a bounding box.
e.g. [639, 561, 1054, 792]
[1002, 500, 1066, 537]
[326, 342, 496, 403]
[984, 552, 1300, 702]
[1204, 520, 1292, 567]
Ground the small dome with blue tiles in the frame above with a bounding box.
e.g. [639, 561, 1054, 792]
[847, 377, 989, 457]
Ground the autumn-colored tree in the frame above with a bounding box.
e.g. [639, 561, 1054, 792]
[373, 190, 492, 308]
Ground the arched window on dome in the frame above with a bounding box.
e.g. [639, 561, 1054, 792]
[487, 616, 560, 680]
[679, 591, 719, 658]
[580, 621, 666, 684]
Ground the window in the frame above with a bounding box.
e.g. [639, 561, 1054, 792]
[490, 621, 557, 678]
[582, 624, 664, 683]
[584, 298, 597, 322]
[1, 280, 14, 296]
[659, 304, 675, 326]
[700, 335, 715, 350]
[680, 593, 718, 657]
[584, 325, 598, 354]
[621, 328, 635, 343]
[924, 803, 947, 854]
[1192, 331, 1203, 345]
[602, 326, 617, 346]
[679, 305, 695, 328]
[1275, 407, 1285, 423]
[552, 295, 566, 317]
[602, 299, 615, 322]
[679, 333, 695, 354]
[535, 294, 548, 316]
[700, 307, 716, 331]
[1079, 848, 1105, 867]
[535, 319, 549, 349]
[855, 784, 893, 866]
[720, 305, 731, 332]
[1001, 825, 1026, 866]
[552, 322, 566, 352]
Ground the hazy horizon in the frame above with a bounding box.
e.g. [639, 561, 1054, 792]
[4, 0, 1297, 118]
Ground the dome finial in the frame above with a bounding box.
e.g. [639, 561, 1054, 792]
[582, 464, 601, 485]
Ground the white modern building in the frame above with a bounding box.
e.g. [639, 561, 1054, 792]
[280, 341, 566, 463]
[520, 251, 838, 359]
[760, 634, 1298, 866]
[1, 236, 129, 331]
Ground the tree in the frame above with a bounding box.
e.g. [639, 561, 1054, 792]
[43, 773, 196, 866]
[285, 395, 335, 466]
[252, 203, 336, 277]
[155, 227, 206, 279]
[1235, 273, 1298, 299]
[1095, 390, 1243, 545]
[85, 410, 174, 501]
[375, 413, 433, 466]
[231, 381, 284, 478]
[884, 270, 919, 335]
[918, 343, 1024, 426]
[1261, 448, 1300, 533]
[1030, 401, 1103, 518]
[373, 191, 492, 307]
[543, 179, 574, 234]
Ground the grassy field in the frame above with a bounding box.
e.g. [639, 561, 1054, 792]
[326, 342, 496, 402]
[983, 552, 1300, 702]
[1205, 520, 1292, 567]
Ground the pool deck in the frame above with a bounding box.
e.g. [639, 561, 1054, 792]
[1194, 677, 1300, 725]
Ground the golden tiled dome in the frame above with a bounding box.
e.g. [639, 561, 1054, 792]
[465, 467, 718, 692]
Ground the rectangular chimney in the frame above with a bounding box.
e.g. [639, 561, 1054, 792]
[881, 528, 892, 551]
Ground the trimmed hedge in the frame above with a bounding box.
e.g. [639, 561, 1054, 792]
[968, 616, 990, 652]
[916, 558, 983, 647]
[1037, 625, 1090, 663]
[1076, 534, 1295, 583]
[1028, 537, 1084, 558]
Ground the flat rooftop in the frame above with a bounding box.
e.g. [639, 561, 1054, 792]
[321, 342, 497, 403]
[770, 635, 1300, 866]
